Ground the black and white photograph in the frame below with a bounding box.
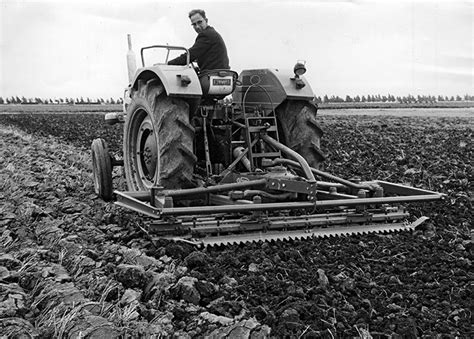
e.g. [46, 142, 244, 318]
[0, 0, 472, 337]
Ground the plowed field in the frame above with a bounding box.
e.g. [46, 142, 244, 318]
[0, 108, 472, 338]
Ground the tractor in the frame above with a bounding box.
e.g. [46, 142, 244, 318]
[91, 35, 443, 246]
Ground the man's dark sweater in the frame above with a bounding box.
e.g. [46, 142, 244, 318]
[168, 26, 230, 71]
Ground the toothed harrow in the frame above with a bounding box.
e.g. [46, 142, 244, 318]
[113, 176, 443, 247]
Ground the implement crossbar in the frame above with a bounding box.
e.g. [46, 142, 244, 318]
[162, 178, 267, 198]
[159, 194, 443, 216]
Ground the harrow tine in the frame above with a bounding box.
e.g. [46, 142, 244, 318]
[162, 217, 428, 247]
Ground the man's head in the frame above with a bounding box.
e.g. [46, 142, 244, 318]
[188, 9, 208, 34]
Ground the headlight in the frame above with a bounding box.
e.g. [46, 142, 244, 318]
[293, 60, 306, 77]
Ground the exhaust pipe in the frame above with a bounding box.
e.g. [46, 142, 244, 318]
[126, 34, 137, 83]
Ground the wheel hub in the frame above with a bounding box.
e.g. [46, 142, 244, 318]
[136, 116, 158, 183]
[143, 133, 157, 173]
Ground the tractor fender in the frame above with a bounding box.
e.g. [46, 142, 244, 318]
[130, 65, 202, 98]
[233, 68, 315, 108]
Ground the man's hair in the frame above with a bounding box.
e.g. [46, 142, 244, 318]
[188, 9, 206, 19]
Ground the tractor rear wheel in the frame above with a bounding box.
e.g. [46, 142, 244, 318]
[123, 79, 196, 191]
[276, 100, 325, 169]
[91, 138, 113, 201]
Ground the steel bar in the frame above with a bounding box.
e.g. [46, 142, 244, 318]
[174, 211, 410, 234]
[316, 181, 348, 190]
[316, 190, 359, 200]
[120, 191, 150, 201]
[270, 158, 373, 190]
[161, 178, 267, 198]
[209, 194, 254, 205]
[376, 180, 447, 196]
[219, 139, 259, 178]
[115, 191, 161, 218]
[159, 194, 443, 216]
[261, 134, 316, 183]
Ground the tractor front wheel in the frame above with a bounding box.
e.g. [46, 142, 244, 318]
[91, 138, 113, 201]
[123, 79, 196, 191]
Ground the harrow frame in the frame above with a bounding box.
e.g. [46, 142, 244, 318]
[114, 172, 444, 246]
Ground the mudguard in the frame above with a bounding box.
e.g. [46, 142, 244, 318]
[130, 64, 202, 99]
[232, 68, 315, 109]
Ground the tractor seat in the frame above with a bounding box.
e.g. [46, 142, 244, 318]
[199, 69, 238, 100]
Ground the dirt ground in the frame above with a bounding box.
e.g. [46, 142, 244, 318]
[0, 111, 472, 337]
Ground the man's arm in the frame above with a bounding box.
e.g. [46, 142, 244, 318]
[168, 32, 212, 65]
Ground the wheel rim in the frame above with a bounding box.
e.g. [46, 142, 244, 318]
[128, 108, 159, 190]
[92, 150, 100, 194]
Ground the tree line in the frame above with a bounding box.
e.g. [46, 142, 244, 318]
[0, 96, 124, 105]
[0, 93, 472, 105]
[314, 94, 473, 104]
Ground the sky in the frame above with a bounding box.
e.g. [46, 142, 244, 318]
[0, 0, 472, 100]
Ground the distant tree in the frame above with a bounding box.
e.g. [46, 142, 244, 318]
[361, 95, 366, 102]
[455, 95, 462, 101]
[110, 97, 116, 104]
[345, 95, 353, 102]
[354, 95, 360, 102]
[449, 96, 454, 101]
[323, 95, 329, 103]
[0, 97, 3, 104]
